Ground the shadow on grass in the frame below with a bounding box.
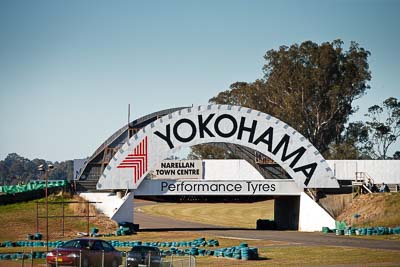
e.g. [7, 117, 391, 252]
[256, 256, 270, 261]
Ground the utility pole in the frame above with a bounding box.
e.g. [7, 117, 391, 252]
[38, 164, 54, 253]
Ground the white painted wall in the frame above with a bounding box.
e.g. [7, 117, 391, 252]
[327, 160, 400, 184]
[298, 192, 335, 232]
[202, 159, 265, 180]
[203, 159, 400, 184]
[111, 192, 134, 223]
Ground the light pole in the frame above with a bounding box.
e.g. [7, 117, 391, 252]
[38, 164, 54, 253]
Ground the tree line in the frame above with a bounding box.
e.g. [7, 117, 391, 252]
[190, 40, 400, 160]
[0, 153, 73, 186]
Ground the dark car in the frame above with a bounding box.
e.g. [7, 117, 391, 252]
[46, 238, 122, 267]
[126, 245, 162, 267]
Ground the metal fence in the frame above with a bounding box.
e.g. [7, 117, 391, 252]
[14, 251, 197, 267]
[159, 255, 196, 267]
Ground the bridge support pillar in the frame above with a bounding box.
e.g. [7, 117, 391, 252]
[274, 196, 300, 230]
[298, 192, 335, 231]
[111, 192, 134, 223]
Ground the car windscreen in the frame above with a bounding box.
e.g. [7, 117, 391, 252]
[61, 240, 89, 249]
[130, 246, 160, 256]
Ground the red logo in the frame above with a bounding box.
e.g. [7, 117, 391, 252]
[117, 137, 148, 185]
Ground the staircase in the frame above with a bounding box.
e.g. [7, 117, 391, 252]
[352, 172, 374, 197]
[75, 177, 100, 192]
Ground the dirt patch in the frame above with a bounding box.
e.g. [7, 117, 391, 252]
[318, 193, 353, 218]
[69, 195, 117, 234]
[336, 193, 400, 227]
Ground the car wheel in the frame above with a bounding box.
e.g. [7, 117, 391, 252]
[111, 258, 119, 267]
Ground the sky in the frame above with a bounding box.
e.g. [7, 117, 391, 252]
[0, 0, 399, 162]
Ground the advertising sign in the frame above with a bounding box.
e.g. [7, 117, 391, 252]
[98, 105, 338, 190]
[135, 179, 302, 196]
[152, 160, 202, 179]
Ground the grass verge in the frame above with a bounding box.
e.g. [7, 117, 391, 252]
[0, 194, 116, 242]
[138, 200, 274, 228]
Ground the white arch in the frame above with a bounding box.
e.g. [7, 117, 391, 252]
[97, 105, 338, 190]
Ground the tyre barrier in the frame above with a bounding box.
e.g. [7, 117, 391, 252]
[322, 227, 331, 233]
[115, 222, 139, 236]
[335, 229, 345, 236]
[27, 233, 43, 241]
[0, 252, 47, 260]
[116, 227, 133, 236]
[0, 246, 259, 262]
[157, 244, 258, 260]
[109, 238, 219, 248]
[110, 241, 258, 260]
[0, 240, 65, 248]
[323, 226, 400, 236]
[0, 238, 219, 249]
[0, 239, 260, 261]
[211, 244, 258, 260]
[90, 227, 99, 237]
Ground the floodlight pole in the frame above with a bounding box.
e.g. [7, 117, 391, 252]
[38, 164, 53, 253]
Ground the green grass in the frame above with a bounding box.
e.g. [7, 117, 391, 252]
[0, 195, 107, 242]
[256, 246, 400, 266]
[138, 200, 274, 228]
[196, 246, 400, 266]
[0, 199, 42, 241]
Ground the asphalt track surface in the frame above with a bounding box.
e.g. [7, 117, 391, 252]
[134, 200, 400, 251]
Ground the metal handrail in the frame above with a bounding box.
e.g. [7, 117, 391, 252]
[354, 172, 375, 185]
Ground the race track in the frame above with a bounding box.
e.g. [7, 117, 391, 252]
[134, 200, 400, 251]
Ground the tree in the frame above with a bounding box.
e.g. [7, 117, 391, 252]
[364, 97, 400, 159]
[326, 122, 371, 159]
[193, 40, 371, 159]
[188, 144, 238, 159]
[0, 153, 73, 185]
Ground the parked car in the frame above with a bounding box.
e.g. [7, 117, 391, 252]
[46, 238, 122, 267]
[126, 245, 162, 267]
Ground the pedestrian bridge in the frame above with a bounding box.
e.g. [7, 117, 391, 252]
[75, 105, 399, 232]
[81, 159, 335, 231]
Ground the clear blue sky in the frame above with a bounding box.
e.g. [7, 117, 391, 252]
[0, 0, 399, 161]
